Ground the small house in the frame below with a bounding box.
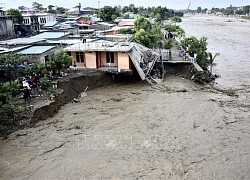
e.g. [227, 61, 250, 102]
[65, 42, 160, 81]
[18, 45, 57, 64]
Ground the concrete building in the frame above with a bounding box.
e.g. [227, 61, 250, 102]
[21, 8, 56, 31]
[65, 42, 133, 74]
[17, 45, 57, 64]
[0, 14, 15, 40]
[65, 42, 159, 83]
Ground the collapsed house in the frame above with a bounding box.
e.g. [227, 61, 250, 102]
[65, 42, 161, 84]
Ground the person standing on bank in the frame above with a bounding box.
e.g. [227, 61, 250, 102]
[23, 86, 31, 103]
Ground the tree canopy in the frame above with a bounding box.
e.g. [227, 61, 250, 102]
[134, 17, 152, 31]
[98, 6, 119, 22]
[132, 16, 163, 48]
[47, 5, 56, 14]
[0, 52, 27, 68]
[181, 36, 209, 70]
[152, 6, 168, 22]
[171, 16, 182, 23]
[32, 2, 44, 11]
[46, 50, 73, 71]
[6, 9, 23, 24]
[133, 29, 153, 48]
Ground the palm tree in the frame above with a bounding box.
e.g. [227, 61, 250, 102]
[207, 52, 220, 74]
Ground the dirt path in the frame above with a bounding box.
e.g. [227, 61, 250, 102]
[1, 76, 250, 179]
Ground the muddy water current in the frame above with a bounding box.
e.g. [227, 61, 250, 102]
[181, 14, 250, 90]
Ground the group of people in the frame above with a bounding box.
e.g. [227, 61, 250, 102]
[21, 76, 43, 103]
[179, 48, 197, 63]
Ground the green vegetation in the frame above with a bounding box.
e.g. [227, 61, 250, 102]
[0, 104, 25, 136]
[6, 9, 23, 24]
[98, 6, 120, 22]
[180, 36, 219, 73]
[56, 7, 68, 14]
[133, 29, 153, 48]
[164, 39, 176, 49]
[47, 5, 56, 14]
[46, 49, 73, 72]
[39, 76, 50, 89]
[0, 80, 20, 105]
[32, 2, 44, 11]
[189, 5, 250, 17]
[96, 4, 183, 23]
[0, 52, 28, 81]
[181, 36, 208, 69]
[241, 15, 250, 20]
[0, 80, 23, 136]
[21, 63, 45, 77]
[171, 16, 182, 23]
[134, 17, 152, 31]
[164, 24, 186, 39]
[207, 52, 220, 74]
[151, 6, 169, 22]
[119, 28, 135, 34]
[132, 17, 163, 48]
[0, 50, 73, 136]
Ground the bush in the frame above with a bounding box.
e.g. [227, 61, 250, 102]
[39, 76, 51, 89]
[120, 28, 135, 34]
[0, 104, 25, 136]
[0, 80, 21, 105]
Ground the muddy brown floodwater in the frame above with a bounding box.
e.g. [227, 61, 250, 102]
[181, 14, 250, 89]
[1, 15, 250, 179]
[1, 75, 250, 179]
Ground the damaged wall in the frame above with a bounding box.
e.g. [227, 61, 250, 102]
[158, 62, 194, 78]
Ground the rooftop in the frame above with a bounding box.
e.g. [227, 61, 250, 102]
[18, 46, 56, 55]
[65, 42, 133, 52]
[0, 38, 45, 46]
[118, 19, 135, 27]
[47, 39, 84, 45]
[30, 32, 69, 39]
[97, 22, 116, 27]
[0, 46, 31, 54]
[43, 21, 58, 27]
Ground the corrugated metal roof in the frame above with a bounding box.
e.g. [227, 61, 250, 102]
[18, 46, 55, 55]
[30, 32, 69, 39]
[43, 21, 58, 27]
[0, 46, 31, 54]
[47, 39, 82, 45]
[97, 22, 116, 27]
[0, 38, 45, 45]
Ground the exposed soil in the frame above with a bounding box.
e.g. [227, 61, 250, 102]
[0, 75, 249, 179]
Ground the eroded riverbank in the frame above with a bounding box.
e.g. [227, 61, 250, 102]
[1, 75, 249, 179]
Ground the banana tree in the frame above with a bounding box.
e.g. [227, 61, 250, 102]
[207, 52, 220, 74]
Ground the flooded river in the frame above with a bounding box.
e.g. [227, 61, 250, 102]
[181, 14, 250, 89]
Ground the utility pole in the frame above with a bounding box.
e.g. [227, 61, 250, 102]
[159, 41, 164, 82]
